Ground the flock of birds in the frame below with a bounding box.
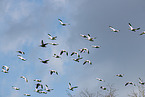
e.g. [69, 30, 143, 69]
[1, 19, 145, 96]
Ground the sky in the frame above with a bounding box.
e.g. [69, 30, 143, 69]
[0, 0, 145, 97]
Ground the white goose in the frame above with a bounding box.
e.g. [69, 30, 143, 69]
[58, 19, 70, 26]
[129, 23, 140, 32]
[48, 34, 57, 40]
[109, 26, 120, 32]
[68, 82, 78, 91]
[20, 76, 28, 82]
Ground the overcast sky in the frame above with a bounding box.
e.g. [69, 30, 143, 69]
[1, 0, 145, 97]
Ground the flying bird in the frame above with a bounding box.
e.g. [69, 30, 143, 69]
[68, 82, 78, 91]
[80, 34, 88, 38]
[58, 19, 70, 26]
[17, 55, 26, 61]
[40, 40, 48, 47]
[96, 78, 105, 82]
[83, 60, 92, 65]
[128, 23, 140, 32]
[139, 78, 145, 85]
[45, 85, 54, 92]
[109, 26, 120, 32]
[125, 82, 136, 86]
[34, 79, 42, 82]
[2, 65, 9, 71]
[86, 34, 96, 41]
[50, 70, 58, 75]
[53, 54, 61, 58]
[20, 76, 28, 82]
[35, 83, 43, 90]
[73, 57, 83, 62]
[24, 94, 31, 96]
[79, 48, 89, 54]
[116, 74, 124, 77]
[100, 86, 106, 90]
[12, 86, 20, 90]
[71, 52, 80, 57]
[38, 58, 49, 64]
[91, 45, 101, 48]
[1, 69, 8, 73]
[17, 51, 25, 54]
[48, 43, 59, 46]
[140, 31, 145, 35]
[48, 34, 57, 40]
[60, 50, 68, 56]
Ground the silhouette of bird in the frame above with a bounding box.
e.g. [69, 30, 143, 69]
[58, 19, 70, 26]
[1, 69, 8, 73]
[71, 52, 80, 57]
[86, 34, 96, 41]
[48, 34, 57, 40]
[50, 70, 58, 75]
[24, 94, 31, 96]
[40, 40, 48, 47]
[79, 48, 89, 54]
[139, 78, 145, 85]
[12, 86, 20, 90]
[2, 65, 9, 71]
[68, 82, 78, 91]
[20, 76, 28, 82]
[140, 31, 145, 35]
[109, 26, 120, 32]
[53, 54, 61, 58]
[17, 55, 26, 61]
[80, 34, 88, 38]
[128, 23, 140, 32]
[73, 57, 83, 62]
[35, 83, 43, 90]
[83, 60, 92, 65]
[60, 50, 68, 56]
[125, 82, 135, 86]
[38, 58, 49, 64]
[91, 45, 101, 48]
[17, 50, 25, 54]
[116, 74, 124, 77]
[34, 79, 42, 82]
[96, 78, 105, 82]
[45, 85, 54, 92]
[100, 86, 106, 90]
[48, 43, 59, 46]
